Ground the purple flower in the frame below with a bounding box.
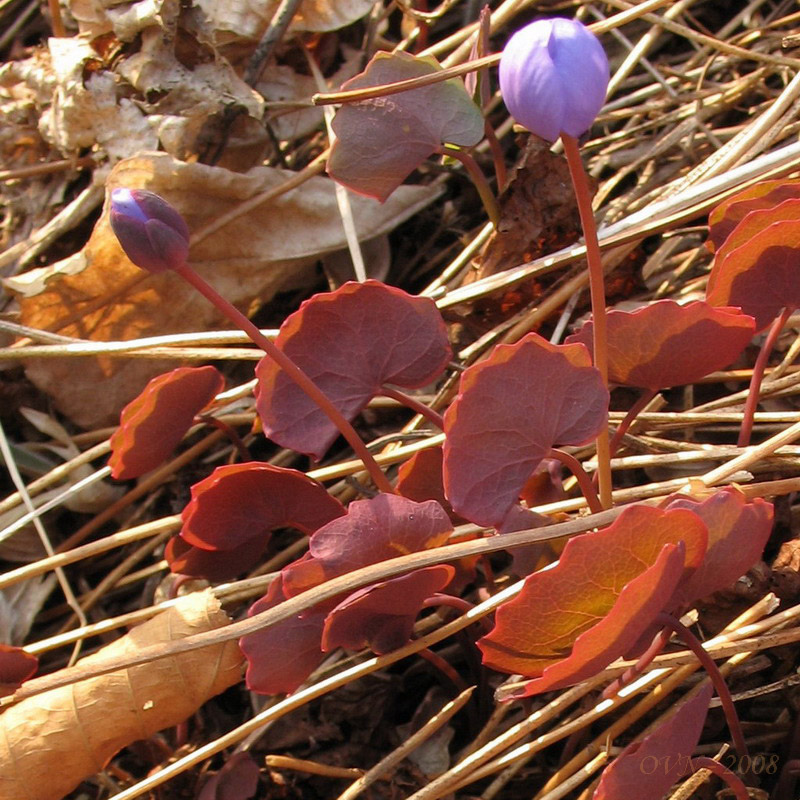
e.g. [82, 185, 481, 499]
[109, 188, 190, 273]
[499, 18, 609, 142]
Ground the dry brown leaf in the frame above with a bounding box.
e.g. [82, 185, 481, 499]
[71, 0, 375, 43]
[476, 137, 582, 280]
[7, 152, 439, 427]
[193, 0, 375, 42]
[38, 37, 157, 160]
[258, 46, 361, 142]
[119, 28, 266, 167]
[68, 0, 178, 41]
[0, 589, 243, 800]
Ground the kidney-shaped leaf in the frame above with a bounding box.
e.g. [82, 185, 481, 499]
[256, 280, 451, 459]
[165, 533, 271, 581]
[109, 365, 224, 480]
[180, 462, 345, 551]
[322, 564, 455, 654]
[0, 645, 38, 696]
[565, 301, 754, 390]
[198, 752, 260, 800]
[706, 210, 800, 331]
[707, 179, 800, 252]
[664, 486, 773, 608]
[240, 580, 328, 695]
[282, 493, 452, 597]
[479, 504, 708, 698]
[396, 446, 465, 523]
[593, 684, 713, 800]
[327, 51, 485, 201]
[443, 333, 608, 527]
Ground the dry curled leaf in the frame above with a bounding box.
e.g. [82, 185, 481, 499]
[192, 0, 378, 42]
[0, 590, 243, 800]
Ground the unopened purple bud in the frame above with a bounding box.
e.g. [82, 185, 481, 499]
[499, 18, 609, 142]
[109, 188, 191, 273]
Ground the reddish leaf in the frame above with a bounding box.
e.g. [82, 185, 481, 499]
[396, 446, 464, 523]
[165, 534, 270, 582]
[565, 301, 755, 390]
[0, 645, 38, 696]
[707, 178, 800, 252]
[239, 580, 328, 695]
[706, 206, 800, 331]
[519, 459, 566, 507]
[664, 486, 774, 607]
[443, 333, 608, 527]
[593, 684, 713, 800]
[256, 280, 451, 459]
[180, 462, 344, 552]
[321, 565, 455, 654]
[478, 505, 707, 698]
[497, 504, 556, 578]
[327, 52, 484, 201]
[109, 366, 224, 480]
[282, 493, 452, 596]
[197, 752, 260, 800]
[708, 197, 800, 279]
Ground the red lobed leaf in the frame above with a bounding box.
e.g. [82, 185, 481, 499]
[282, 493, 453, 596]
[180, 462, 345, 551]
[239, 580, 328, 695]
[327, 52, 485, 201]
[664, 486, 774, 608]
[593, 684, 713, 800]
[708, 198, 800, 282]
[165, 533, 271, 582]
[256, 280, 451, 459]
[109, 366, 224, 480]
[443, 333, 608, 527]
[478, 505, 708, 698]
[706, 201, 800, 331]
[0, 645, 38, 696]
[707, 178, 800, 252]
[197, 752, 260, 800]
[321, 564, 455, 654]
[519, 459, 566, 507]
[396, 446, 464, 523]
[497, 504, 556, 578]
[565, 301, 754, 390]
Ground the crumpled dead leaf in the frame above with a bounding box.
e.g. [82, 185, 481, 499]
[20, 37, 157, 159]
[69, 0, 376, 43]
[192, 0, 377, 43]
[0, 589, 243, 800]
[117, 27, 265, 168]
[258, 46, 361, 142]
[476, 137, 582, 280]
[68, 0, 179, 41]
[7, 152, 440, 427]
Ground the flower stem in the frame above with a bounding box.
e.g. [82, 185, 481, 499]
[609, 389, 657, 458]
[379, 386, 445, 430]
[484, 120, 508, 191]
[562, 133, 612, 509]
[690, 757, 749, 800]
[739, 306, 792, 447]
[438, 146, 500, 226]
[655, 612, 748, 758]
[603, 625, 671, 698]
[174, 263, 393, 494]
[548, 448, 602, 514]
[195, 414, 251, 462]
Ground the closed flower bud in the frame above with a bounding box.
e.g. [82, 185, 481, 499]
[109, 188, 190, 273]
[499, 18, 609, 142]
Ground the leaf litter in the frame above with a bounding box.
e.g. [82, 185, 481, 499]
[3, 1, 800, 799]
